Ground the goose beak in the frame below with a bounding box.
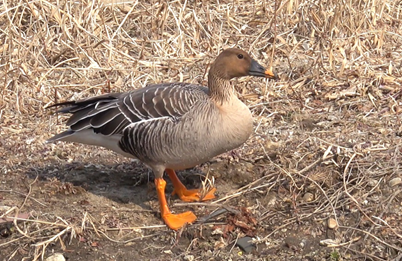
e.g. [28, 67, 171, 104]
[249, 59, 278, 80]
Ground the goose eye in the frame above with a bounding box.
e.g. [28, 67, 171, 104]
[237, 54, 244, 59]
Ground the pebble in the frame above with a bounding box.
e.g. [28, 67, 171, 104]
[284, 236, 306, 250]
[236, 237, 255, 253]
[264, 193, 277, 206]
[184, 255, 194, 261]
[367, 179, 377, 187]
[327, 218, 338, 229]
[303, 192, 314, 202]
[45, 253, 65, 261]
[389, 177, 401, 187]
[0, 206, 11, 211]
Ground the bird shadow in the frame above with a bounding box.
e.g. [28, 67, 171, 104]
[25, 160, 208, 211]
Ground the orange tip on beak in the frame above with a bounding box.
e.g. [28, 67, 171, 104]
[265, 68, 277, 79]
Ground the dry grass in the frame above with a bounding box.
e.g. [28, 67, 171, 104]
[1, 0, 402, 260]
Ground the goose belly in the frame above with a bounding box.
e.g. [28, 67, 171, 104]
[131, 102, 253, 170]
[61, 129, 135, 159]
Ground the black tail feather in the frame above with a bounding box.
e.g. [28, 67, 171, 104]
[46, 130, 75, 143]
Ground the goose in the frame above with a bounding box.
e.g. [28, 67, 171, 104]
[47, 48, 277, 230]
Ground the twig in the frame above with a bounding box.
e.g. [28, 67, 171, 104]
[20, 175, 39, 209]
[342, 153, 377, 225]
[339, 226, 402, 252]
[0, 189, 47, 207]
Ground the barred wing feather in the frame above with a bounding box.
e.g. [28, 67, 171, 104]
[47, 83, 208, 142]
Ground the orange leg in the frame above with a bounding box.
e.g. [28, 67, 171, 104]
[155, 178, 196, 230]
[166, 169, 216, 202]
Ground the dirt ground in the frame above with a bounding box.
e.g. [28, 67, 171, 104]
[1, 0, 402, 260]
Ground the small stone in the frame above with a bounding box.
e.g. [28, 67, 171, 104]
[367, 179, 377, 187]
[389, 177, 402, 187]
[184, 255, 194, 261]
[328, 218, 338, 229]
[327, 115, 338, 121]
[0, 206, 11, 211]
[303, 192, 314, 202]
[264, 193, 277, 207]
[284, 236, 305, 250]
[45, 253, 65, 261]
[236, 237, 255, 253]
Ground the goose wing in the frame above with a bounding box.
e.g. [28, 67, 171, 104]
[47, 83, 208, 142]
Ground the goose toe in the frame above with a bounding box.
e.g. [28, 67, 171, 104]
[162, 211, 197, 230]
[172, 187, 216, 202]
